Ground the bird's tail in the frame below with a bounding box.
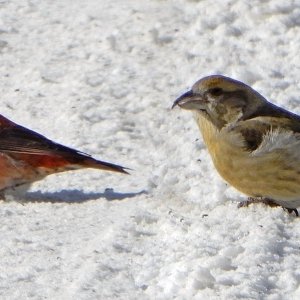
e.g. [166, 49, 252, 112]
[81, 157, 130, 174]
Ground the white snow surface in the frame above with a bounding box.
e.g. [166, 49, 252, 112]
[1, 0, 300, 299]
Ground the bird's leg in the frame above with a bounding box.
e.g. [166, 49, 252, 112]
[2, 183, 31, 202]
[238, 197, 299, 216]
[238, 197, 280, 208]
[237, 197, 258, 208]
[0, 189, 5, 200]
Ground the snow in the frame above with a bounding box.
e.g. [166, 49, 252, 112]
[1, 0, 300, 299]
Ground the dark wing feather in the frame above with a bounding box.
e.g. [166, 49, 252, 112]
[0, 124, 91, 158]
[234, 102, 300, 151]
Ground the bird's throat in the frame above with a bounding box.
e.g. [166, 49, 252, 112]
[194, 112, 223, 162]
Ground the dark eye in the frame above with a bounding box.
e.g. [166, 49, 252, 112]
[209, 87, 223, 96]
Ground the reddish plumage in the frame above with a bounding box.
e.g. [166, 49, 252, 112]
[0, 114, 128, 191]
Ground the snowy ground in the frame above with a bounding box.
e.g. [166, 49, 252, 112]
[1, 0, 300, 299]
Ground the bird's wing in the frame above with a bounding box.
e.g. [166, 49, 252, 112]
[0, 123, 91, 158]
[227, 116, 300, 156]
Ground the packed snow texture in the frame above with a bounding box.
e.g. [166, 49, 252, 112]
[1, 0, 300, 299]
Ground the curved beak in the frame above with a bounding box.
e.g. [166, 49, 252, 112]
[172, 90, 193, 109]
[172, 90, 206, 111]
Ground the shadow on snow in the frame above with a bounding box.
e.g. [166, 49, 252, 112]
[12, 188, 147, 204]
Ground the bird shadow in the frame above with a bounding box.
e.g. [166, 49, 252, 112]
[15, 188, 147, 204]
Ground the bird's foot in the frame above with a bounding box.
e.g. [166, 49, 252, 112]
[0, 190, 5, 200]
[238, 197, 299, 216]
[284, 208, 299, 217]
[1, 183, 31, 203]
[238, 197, 279, 208]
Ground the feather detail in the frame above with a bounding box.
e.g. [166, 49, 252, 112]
[251, 128, 300, 156]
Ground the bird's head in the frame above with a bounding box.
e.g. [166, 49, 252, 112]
[173, 75, 267, 129]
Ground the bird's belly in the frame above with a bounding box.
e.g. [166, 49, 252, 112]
[0, 153, 46, 190]
[211, 143, 300, 203]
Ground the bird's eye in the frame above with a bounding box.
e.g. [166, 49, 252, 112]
[209, 88, 223, 96]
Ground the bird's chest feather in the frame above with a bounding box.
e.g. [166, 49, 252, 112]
[196, 114, 244, 161]
[198, 120, 245, 175]
[195, 114, 272, 187]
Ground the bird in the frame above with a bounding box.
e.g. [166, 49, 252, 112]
[173, 75, 300, 216]
[0, 113, 128, 196]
